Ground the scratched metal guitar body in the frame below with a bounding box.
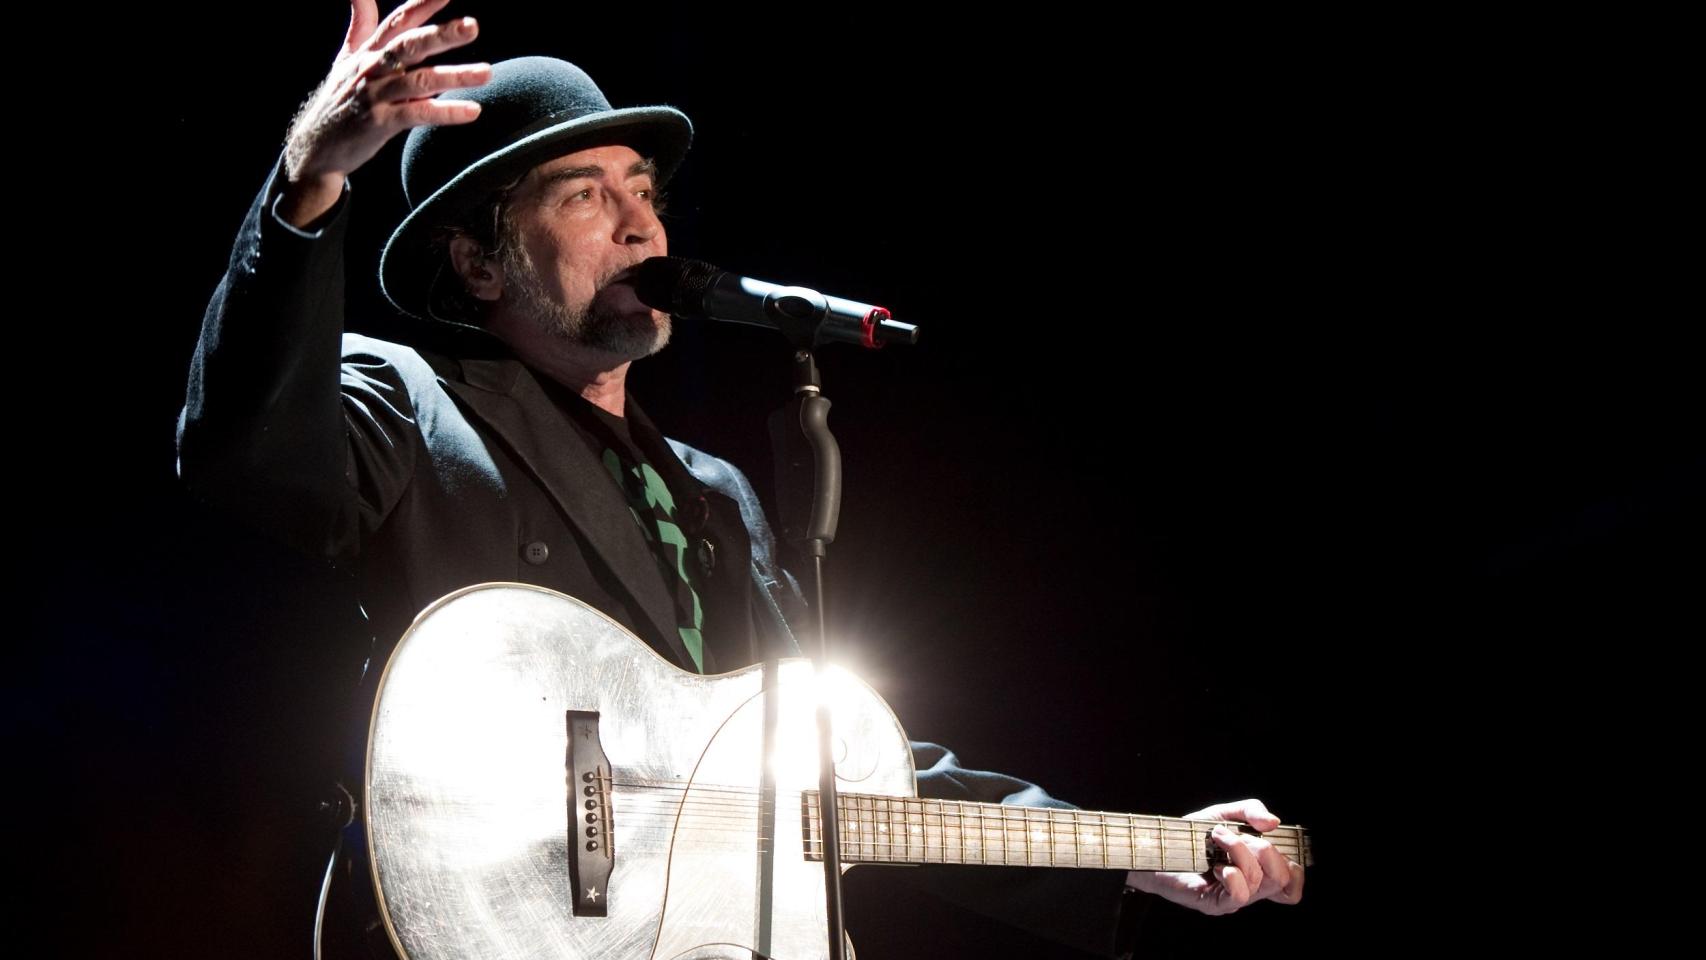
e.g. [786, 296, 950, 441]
[365, 583, 910, 960]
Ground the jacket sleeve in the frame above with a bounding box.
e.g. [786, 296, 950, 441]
[905, 741, 1136, 957]
[177, 156, 420, 569]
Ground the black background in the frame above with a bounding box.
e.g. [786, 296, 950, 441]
[21, 2, 1695, 956]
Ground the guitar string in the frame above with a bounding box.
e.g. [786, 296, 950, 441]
[557, 771, 1306, 864]
[595, 826, 1292, 862]
[611, 800, 1295, 846]
[595, 839, 1298, 866]
[575, 796, 1303, 863]
[555, 846, 1207, 870]
[604, 777, 1300, 835]
[604, 793, 1305, 851]
[596, 801, 1306, 860]
[605, 776, 1305, 832]
[547, 822, 1271, 868]
[607, 804, 1296, 855]
[598, 785, 1304, 851]
[553, 843, 1210, 868]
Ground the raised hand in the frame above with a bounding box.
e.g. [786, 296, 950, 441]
[280, 0, 492, 226]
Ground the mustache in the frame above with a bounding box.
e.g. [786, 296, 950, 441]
[598, 258, 650, 290]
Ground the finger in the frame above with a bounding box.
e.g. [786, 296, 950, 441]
[386, 96, 483, 131]
[367, 0, 455, 51]
[343, 0, 381, 55]
[1248, 836, 1291, 901]
[378, 17, 481, 73]
[1239, 798, 1280, 831]
[1211, 864, 1251, 914]
[1271, 859, 1305, 905]
[1214, 825, 1264, 900]
[1186, 798, 1279, 832]
[367, 62, 491, 108]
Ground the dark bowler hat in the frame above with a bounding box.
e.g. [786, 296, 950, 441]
[379, 56, 692, 321]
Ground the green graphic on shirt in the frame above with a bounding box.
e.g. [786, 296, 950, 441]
[602, 449, 706, 671]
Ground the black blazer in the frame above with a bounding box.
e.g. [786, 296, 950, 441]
[178, 157, 800, 673]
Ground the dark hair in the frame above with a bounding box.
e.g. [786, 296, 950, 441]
[423, 182, 521, 327]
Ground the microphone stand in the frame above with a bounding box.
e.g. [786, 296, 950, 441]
[636, 254, 915, 960]
[769, 339, 847, 960]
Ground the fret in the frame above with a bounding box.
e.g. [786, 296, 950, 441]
[1050, 811, 1078, 873]
[865, 795, 877, 863]
[893, 796, 905, 863]
[896, 796, 908, 863]
[1166, 818, 1194, 873]
[893, 798, 907, 862]
[839, 794, 855, 862]
[1188, 819, 1200, 874]
[1098, 811, 1108, 869]
[807, 792, 819, 858]
[1066, 810, 1082, 868]
[923, 798, 933, 863]
[923, 799, 943, 864]
[841, 794, 853, 863]
[1029, 808, 1048, 867]
[880, 798, 893, 862]
[1101, 812, 1124, 870]
[904, 797, 914, 862]
[938, 800, 956, 864]
[895, 797, 907, 862]
[908, 797, 920, 862]
[1173, 817, 1193, 871]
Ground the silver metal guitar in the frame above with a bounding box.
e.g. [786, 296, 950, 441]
[365, 583, 1311, 960]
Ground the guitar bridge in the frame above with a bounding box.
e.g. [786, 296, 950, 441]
[566, 710, 613, 917]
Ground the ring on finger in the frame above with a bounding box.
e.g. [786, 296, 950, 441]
[380, 49, 407, 75]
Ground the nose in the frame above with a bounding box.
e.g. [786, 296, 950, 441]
[613, 190, 663, 249]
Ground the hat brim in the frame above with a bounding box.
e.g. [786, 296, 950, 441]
[379, 106, 691, 323]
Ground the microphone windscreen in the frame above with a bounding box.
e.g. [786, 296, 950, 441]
[634, 256, 721, 316]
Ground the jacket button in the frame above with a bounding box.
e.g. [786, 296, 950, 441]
[522, 541, 550, 565]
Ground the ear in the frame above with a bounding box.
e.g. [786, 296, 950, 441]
[449, 235, 505, 301]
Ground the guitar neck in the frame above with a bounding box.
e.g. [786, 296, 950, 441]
[803, 791, 1312, 873]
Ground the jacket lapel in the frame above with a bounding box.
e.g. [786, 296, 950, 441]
[439, 354, 696, 668]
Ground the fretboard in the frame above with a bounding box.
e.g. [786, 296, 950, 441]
[802, 791, 1312, 872]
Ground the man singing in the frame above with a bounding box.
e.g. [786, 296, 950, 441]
[178, 1, 1302, 955]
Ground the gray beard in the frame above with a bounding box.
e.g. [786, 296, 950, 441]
[500, 242, 671, 359]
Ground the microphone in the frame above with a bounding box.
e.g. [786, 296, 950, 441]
[633, 256, 918, 349]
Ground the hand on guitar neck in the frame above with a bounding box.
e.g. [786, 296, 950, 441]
[1125, 798, 1306, 914]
